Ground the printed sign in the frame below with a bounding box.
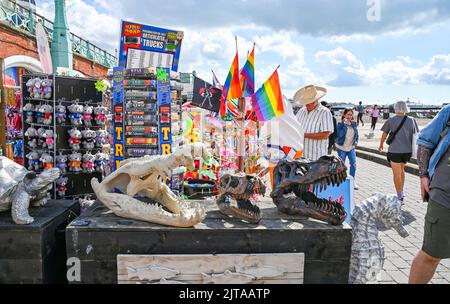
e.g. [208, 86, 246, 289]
[113, 66, 125, 171]
[316, 177, 354, 224]
[157, 67, 172, 156]
[118, 20, 183, 71]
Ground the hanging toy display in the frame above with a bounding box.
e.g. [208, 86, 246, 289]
[56, 153, 68, 174]
[42, 129, 56, 150]
[68, 128, 82, 151]
[56, 177, 68, 198]
[24, 127, 38, 149]
[26, 151, 41, 171]
[81, 129, 97, 150]
[82, 152, 95, 174]
[94, 105, 108, 126]
[55, 102, 67, 124]
[67, 102, 83, 126]
[40, 153, 54, 170]
[23, 103, 35, 124]
[68, 152, 83, 173]
[82, 105, 94, 127]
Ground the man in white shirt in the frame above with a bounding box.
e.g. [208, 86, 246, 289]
[294, 85, 334, 161]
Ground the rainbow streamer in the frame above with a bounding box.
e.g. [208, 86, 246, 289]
[251, 69, 284, 122]
[240, 45, 255, 97]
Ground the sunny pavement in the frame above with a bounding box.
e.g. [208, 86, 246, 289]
[354, 156, 450, 284]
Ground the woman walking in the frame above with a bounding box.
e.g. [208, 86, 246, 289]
[336, 108, 359, 190]
[378, 101, 419, 203]
[370, 105, 380, 131]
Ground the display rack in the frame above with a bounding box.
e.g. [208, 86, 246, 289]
[22, 73, 104, 199]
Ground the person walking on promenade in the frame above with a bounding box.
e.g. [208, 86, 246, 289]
[357, 101, 365, 127]
[370, 105, 380, 131]
[378, 101, 419, 203]
[336, 108, 359, 190]
[322, 101, 337, 154]
[409, 105, 450, 284]
[295, 85, 334, 161]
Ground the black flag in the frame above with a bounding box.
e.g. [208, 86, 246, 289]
[192, 76, 222, 113]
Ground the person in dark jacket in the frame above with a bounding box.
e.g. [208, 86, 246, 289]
[336, 108, 359, 189]
[321, 101, 337, 154]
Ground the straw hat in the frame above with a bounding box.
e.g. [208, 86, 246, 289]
[293, 85, 327, 106]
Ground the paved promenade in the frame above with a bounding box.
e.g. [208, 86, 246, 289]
[354, 156, 450, 284]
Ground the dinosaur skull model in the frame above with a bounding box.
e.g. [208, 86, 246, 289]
[91, 143, 210, 227]
[216, 173, 266, 224]
[349, 193, 408, 284]
[0, 156, 60, 224]
[270, 156, 348, 225]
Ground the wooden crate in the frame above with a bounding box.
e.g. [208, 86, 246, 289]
[0, 200, 80, 283]
[66, 200, 352, 284]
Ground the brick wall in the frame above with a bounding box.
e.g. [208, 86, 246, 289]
[0, 24, 109, 77]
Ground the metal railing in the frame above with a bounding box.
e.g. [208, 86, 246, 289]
[0, 0, 117, 68]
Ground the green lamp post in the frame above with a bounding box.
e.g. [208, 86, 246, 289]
[51, 0, 72, 74]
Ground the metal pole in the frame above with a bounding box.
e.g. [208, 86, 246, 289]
[237, 97, 245, 172]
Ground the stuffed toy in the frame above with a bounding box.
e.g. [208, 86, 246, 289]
[79, 195, 96, 212]
[68, 128, 82, 151]
[81, 129, 97, 150]
[68, 152, 83, 173]
[56, 177, 68, 198]
[67, 103, 83, 126]
[40, 153, 54, 170]
[94, 152, 109, 173]
[42, 129, 56, 150]
[41, 78, 53, 99]
[24, 127, 38, 149]
[23, 103, 35, 124]
[35, 103, 44, 124]
[55, 103, 67, 124]
[56, 153, 68, 174]
[36, 127, 46, 147]
[26, 151, 41, 171]
[82, 152, 96, 174]
[39, 104, 53, 125]
[95, 129, 108, 148]
[94, 105, 108, 126]
[82, 105, 94, 127]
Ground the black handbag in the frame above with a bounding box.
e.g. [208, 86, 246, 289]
[386, 116, 408, 145]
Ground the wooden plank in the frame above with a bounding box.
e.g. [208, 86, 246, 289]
[117, 253, 304, 284]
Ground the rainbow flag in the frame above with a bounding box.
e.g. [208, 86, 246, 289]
[222, 51, 242, 103]
[240, 45, 255, 97]
[251, 69, 284, 121]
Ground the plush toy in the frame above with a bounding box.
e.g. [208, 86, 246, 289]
[26, 78, 42, 99]
[35, 103, 44, 124]
[36, 127, 46, 147]
[56, 153, 68, 174]
[68, 128, 82, 151]
[24, 127, 38, 149]
[95, 129, 108, 148]
[94, 105, 108, 126]
[68, 152, 83, 173]
[42, 129, 56, 150]
[40, 153, 54, 170]
[67, 103, 83, 126]
[39, 104, 53, 125]
[26, 151, 41, 171]
[55, 103, 67, 124]
[82, 105, 94, 127]
[25, 78, 35, 96]
[23, 103, 35, 124]
[79, 195, 96, 212]
[41, 78, 53, 99]
[81, 129, 97, 150]
[56, 177, 68, 198]
[94, 152, 109, 173]
[82, 152, 95, 174]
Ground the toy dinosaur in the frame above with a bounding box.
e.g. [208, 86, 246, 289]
[91, 143, 210, 227]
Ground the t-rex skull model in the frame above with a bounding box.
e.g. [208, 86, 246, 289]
[216, 173, 266, 224]
[0, 156, 60, 224]
[91, 143, 210, 227]
[270, 156, 348, 225]
[349, 193, 408, 284]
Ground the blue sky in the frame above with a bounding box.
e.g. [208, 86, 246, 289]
[37, 0, 450, 105]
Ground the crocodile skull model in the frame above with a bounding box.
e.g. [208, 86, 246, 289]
[349, 193, 408, 284]
[270, 156, 348, 225]
[91, 143, 210, 227]
[216, 173, 266, 224]
[0, 156, 60, 224]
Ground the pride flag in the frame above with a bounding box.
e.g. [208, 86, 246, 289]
[251, 69, 284, 121]
[221, 48, 242, 118]
[240, 45, 255, 97]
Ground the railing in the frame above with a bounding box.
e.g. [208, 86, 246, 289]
[0, 0, 117, 68]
